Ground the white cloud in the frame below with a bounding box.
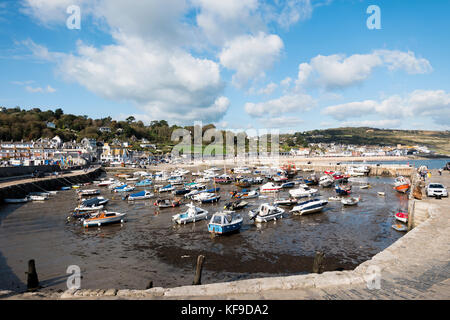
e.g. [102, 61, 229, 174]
[275, 0, 313, 28]
[245, 93, 316, 117]
[257, 82, 278, 95]
[25, 85, 56, 93]
[258, 116, 304, 128]
[296, 50, 432, 90]
[20, 0, 88, 25]
[219, 32, 284, 88]
[323, 90, 450, 126]
[341, 119, 402, 129]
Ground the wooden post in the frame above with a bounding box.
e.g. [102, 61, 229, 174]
[193, 255, 205, 285]
[312, 251, 325, 274]
[27, 259, 39, 291]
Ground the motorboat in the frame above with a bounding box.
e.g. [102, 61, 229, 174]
[125, 190, 154, 201]
[273, 198, 298, 206]
[303, 175, 319, 185]
[97, 178, 116, 187]
[192, 192, 221, 204]
[214, 175, 233, 184]
[159, 184, 175, 193]
[291, 198, 328, 215]
[172, 203, 209, 224]
[74, 204, 104, 213]
[83, 211, 126, 228]
[341, 196, 360, 206]
[28, 194, 48, 201]
[172, 188, 191, 196]
[235, 179, 252, 188]
[280, 182, 295, 189]
[395, 211, 408, 223]
[208, 211, 243, 235]
[252, 177, 264, 184]
[289, 186, 318, 198]
[80, 197, 108, 206]
[231, 189, 260, 199]
[4, 197, 30, 204]
[135, 179, 152, 187]
[224, 200, 249, 211]
[319, 175, 334, 187]
[260, 182, 282, 193]
[113, 185, 135, 193]
[393, 176, 411, 194]
[272, 175, 288, 182]
[154, 198, 181, 208]
[77, 189, 100, 196]
[249, 203, 284, 223]
[392, 223, 407, 232]
[335, 184, 352, 195]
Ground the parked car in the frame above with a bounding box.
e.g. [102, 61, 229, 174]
[426, 183, 448, 197]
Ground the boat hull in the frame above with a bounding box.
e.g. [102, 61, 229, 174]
[208, 221, 242, 234]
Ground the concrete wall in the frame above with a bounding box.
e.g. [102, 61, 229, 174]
[0, 165, 61, 178]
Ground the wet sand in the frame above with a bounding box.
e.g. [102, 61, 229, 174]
[0, 171, 406, 292]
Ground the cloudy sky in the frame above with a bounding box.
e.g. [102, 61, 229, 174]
[0, 0, 449, 132]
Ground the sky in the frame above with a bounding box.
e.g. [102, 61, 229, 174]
[0, 0, 449, 133]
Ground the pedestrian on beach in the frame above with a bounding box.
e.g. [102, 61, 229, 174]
[438, 168, 442, 176]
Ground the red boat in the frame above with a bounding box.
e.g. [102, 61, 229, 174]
[395, 212, 408, 223]
[324, 171, 335, 175]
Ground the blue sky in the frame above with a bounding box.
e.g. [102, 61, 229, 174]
[1, 0, 449, 132]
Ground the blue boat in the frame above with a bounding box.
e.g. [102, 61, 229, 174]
[335, 184, 352, 195]
[208, 211, 243, 235]
[135, 179, 152, 187]
[172, 188, 190, 195]
[159, 184, 175, 192]
[125, 190, 153, 201]
[61, 186, 71, 191]
[205, 187, 220, 193]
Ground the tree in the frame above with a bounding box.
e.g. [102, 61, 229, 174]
[126, 116, 135, 123]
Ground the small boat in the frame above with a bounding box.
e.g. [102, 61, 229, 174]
[61, 186, 71, 191]
[28, 195, 48, 201]
[395, 212, 408, 223]
[392, 223, 408, 232]
[289, 186, 318, 198]
[319, 175, 334, 188]
[341, 196, 360, 206]
[280, 182, 295, 189]
[80, 197, 109, 206]
[274, 198, 298, 206]
[172, 203, 208, 224]
[231, 189, 260, 199]
[74, 204, 104, 213]
[214, 176, 233, 184]
[77, 189, 100, 196]
[224, 200, 249, 211]
[83, 211, 126, 228]
[235, 180, 252, 188]
[377, 192, 385, 196]
[126, 177, 139, 181]
[125, 190, 154, 201]
[304, 175, 319, 185]
[154, 199, 181, 208]
[71, 185, 81, 189]
[291, 199, 328, 215]
[97, 178, 117, 187]
[249, 203, 285, 223]
[113, 185, 135, 193]
[4, 197, 30, 204]
[260, 182, 282, 193]
[116, 174, 131, 179]
[253, 177, 264, 184]
[359, 184, 371, 189]
[135, 179, 152, 187]
[272, 175, 288, 182]
[328, 196, 342, 201]
[335, 184, 352, 195]
[172, 188, 191, 196]
[393, 176, 411, 194]
[193, 192, 221, 204]
[208, 211, 243, 235]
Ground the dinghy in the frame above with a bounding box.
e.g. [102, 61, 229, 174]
[291, 199, 328, 215]
[83, 211, 126, 228]
[393, 176, 410, 194]
[395, 212, 408, 223]
[172, 203, 208, 225]
[249, 203, 284, 223]
[341, 196, 360, 206]
[208, 211, 243, 235]
[224, 200, 248, 211]
[392, 223, 408, 232]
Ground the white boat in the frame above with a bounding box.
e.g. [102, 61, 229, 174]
[172, 203, 208, 224]
[248, 203, 284, 223]
[159, 184, 175, 193]
[273, 198, 298, 206]
[77, 189, 100, 196]
[192, 192, 220, 203]
[4, 197, 30, 203]
[319, 175, 334, 187]
[80, 197, 109, 206]
[126, 177, 139, 181]
[114, 185, 135, 193]
[347, 167, 366, 177]
[377, 192, 385, 196]
[328, 196, 342, 201]
[28, 194, 49, 201]
[260, 182, 282, 193]
[97, 178, 117, 187]
[83, 211, 126, 228]
[75, 204, 104, 212]
[360, 184, 371, 189]
[208, 211, 243, 235]
[341, 196, 360, 206]
[126, 190, 154, 201]
[291, 199, 328, 215]
[289, 186, 318, 198]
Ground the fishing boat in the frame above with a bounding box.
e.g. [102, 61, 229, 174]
[289, 185, 318, 198]
[224, 200, 248, 211]
[392, 223, 408, 232]
[135, 179, 152, 187]
[319, 175, 334, 187]
[274, 198, 298, 206]
[395, 212, 408, 223]
[393, 176, 411, 194]
[193, 192, 221, 204]
[341, 196, 360, 206]
[280, 182, 295, 189]
[172, 203, 208, 224]
[335, 184, 352, 195]
[235, 179, 252, 188]
[114, 185, 135, 193]
[208, 211, 243, 235]
[154, 199, 181, 208]
[231, 189, 260, 199]
[125, 190, 154, 201]
[77, 189, 100, 196]
[291, 198, 328, 215]
[249, 203, 284, 223]
[260, 182, 282, 193]
[159, 184, 175, 193]
[83, 211, 126, 227]
[4, 197, 30, 204]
